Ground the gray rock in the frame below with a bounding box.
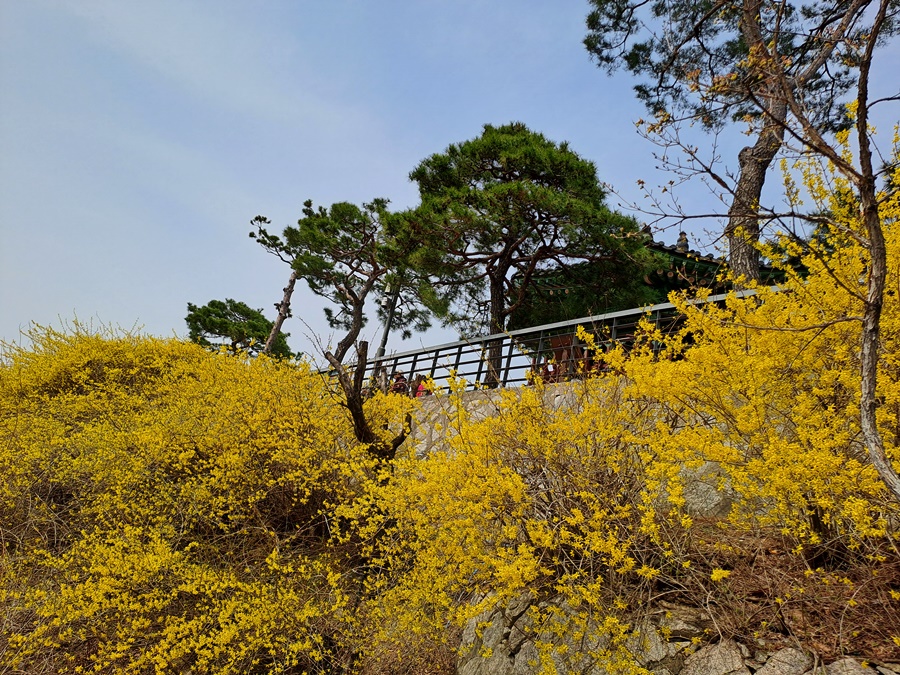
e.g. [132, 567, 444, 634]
[755, 648, 812, 675]
[458, 595, 536, 675]
[458, 652, 516, 675]
[629, 622, 672, 665]
[681, 462, 734, 517]
[655, 603, 714, 640]
[681, 640, 751, 675]
[626, 621, 691, 675]
[825, 658, 879, 675]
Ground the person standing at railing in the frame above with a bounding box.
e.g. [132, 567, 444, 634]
[390, 372, 409, 395]
[412, 374, 430, 397]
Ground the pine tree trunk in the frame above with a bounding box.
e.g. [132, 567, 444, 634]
[325, 341, 409, 461]
[485, 275, 506, 387]
[375, 285, 401, 359]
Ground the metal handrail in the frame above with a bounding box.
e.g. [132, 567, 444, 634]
[349, 290, 748, 392]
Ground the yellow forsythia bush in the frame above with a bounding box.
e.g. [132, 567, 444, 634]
[0, 326, 393, 674]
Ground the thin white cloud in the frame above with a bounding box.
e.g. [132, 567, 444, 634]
[44, 0, 371, 132]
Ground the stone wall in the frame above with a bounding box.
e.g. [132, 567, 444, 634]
[456, 596, 898, 675]
[405, 383, 734, 517]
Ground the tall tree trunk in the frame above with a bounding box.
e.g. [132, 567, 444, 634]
[264, 269, 298, 355]
[726, 0, 790, 285]
[485, 275, 507, 387]
[855, 9, 900, 501]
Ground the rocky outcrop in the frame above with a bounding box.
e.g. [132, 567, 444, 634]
[457, 597, 710, 675]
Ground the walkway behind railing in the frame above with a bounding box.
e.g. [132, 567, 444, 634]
[352, 291, 741, 392]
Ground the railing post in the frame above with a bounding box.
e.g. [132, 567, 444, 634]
[503, 337, 516, 387]
[474, 341, 485, 387]
[430, 349, 440, 380]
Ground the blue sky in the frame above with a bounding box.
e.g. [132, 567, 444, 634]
[1, 1, 897, 360]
